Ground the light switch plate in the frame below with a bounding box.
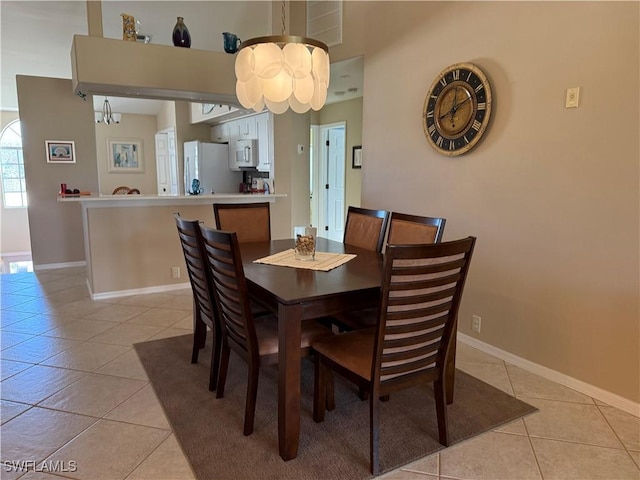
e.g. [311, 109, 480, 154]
[565, 87, 580, 108]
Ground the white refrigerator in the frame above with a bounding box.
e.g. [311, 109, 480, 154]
[183, 141, 240, 195]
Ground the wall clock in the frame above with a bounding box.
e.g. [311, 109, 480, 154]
[422, 62, 492, 156]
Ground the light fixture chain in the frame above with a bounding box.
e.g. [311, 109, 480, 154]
[281, 0, 286, 36]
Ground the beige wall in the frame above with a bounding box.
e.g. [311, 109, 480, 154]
[16, 75, 99, 267]
[95, 112, 158, 195]
[357, 2, 639, 403]
[315, 97, 363, 212]
[0, 110, 31, 254]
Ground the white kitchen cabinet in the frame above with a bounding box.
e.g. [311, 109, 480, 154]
[211, 123, 229, 143]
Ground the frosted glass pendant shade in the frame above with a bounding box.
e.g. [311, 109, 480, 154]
[234, 35, 330, 114]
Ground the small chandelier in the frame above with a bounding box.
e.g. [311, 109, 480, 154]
[234, 1, 330, 114]
[95, 97, 121, 125]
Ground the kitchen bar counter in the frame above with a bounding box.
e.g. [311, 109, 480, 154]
[61, 193, 287, 299]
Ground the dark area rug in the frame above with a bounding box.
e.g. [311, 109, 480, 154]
[134, 334, 537, 480]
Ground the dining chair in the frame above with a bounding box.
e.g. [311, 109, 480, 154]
[213, 202, 271, 243]
[343, 206, 390, 253]
[199, 225, 334, 436]
[386, 212, 446, 245]
[174, 213, 221, 392]
[312, 237, 477, 475]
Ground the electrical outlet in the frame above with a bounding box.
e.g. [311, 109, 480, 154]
[171, 266, 180, 279]
[472, 315, 482, 333]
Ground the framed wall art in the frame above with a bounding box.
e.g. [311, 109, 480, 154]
[107, 138, 144, 173]
[45, 140, 76, 163]
[352, 145, 362, 169]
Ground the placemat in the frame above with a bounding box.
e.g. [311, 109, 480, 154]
[253, 249, 356, 271]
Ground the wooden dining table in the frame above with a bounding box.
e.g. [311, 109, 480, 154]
[238, 237, 458, 461]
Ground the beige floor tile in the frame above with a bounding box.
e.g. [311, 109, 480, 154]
[14, 470, 75, 480]
[88, 323, 166, 347]
[105, 384, 170, 430]
[84, 304, 151, 322]
[398, 452, 438, 476]
[0, 399, 32, 425]
[506, 365, 594, 404]
[439, 431, 541, 480]
[2, 298, 55, 314]
[43, 319, 118, 341]
[40, 342, 130, 372]
[2, 313, 76, 335]
[629, 450, 640, 469]
[116, 293, 179, 308]
[126, 308, 192, 328]
[457, 362, 514, 395]
[156, 294, 194, 311]
[1, 407, 96, 465]
[48, 299, 111, 319]
[0, 293, 34, 309]
[0, 335, 81, 363]
[45, 285, 91, 306]
[95, 349, 149, 380]
[599, 405, 640, 451]
[0, 364, 86, 404]
[1, 309, 36, 328]
[494, 418, 528, 435]
[1, 330, 35, 350]
[44, 419, 170, 480]
[531, 437, 640, 479]
[169, 315, 194, 330]
[1, 359, 33, 380]
[381, 470, 437, 480]
[523, 397, 622, 448]
[39, 373, 146, 417]
[456, 342, 504, 365]
[125, 434, 195, 480]
[146, 327, 192, 341]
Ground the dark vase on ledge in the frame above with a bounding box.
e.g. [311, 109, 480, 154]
[172, 17, 191, 48]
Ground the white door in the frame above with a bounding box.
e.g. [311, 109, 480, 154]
[315, 123, 346, 242]
[156, 128, 178, 195]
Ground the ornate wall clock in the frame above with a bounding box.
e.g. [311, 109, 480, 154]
[422, 62, 493, 156]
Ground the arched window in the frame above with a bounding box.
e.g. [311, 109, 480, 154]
[0, 120, 27, 208]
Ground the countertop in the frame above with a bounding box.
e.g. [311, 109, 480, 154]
[57, 193, 286, 208]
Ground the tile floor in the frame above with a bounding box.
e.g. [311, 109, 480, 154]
[1, 267, 638, 480]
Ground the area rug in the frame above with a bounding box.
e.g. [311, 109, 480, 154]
[134, 334, 537, 480]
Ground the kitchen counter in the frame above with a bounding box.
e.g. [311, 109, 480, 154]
[58, 193, 285, 208]
[60, 192, 287, 299]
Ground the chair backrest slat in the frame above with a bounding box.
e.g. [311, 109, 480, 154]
[343, 206, 390, 252]
[200, 226, 259, 359]
[213, 202, 271, 243]
[373, 237, 476, 385]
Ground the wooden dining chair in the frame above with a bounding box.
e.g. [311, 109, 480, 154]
[386, 212, 446, 245]
[343, 206, 390, 253]
[199, 225, 334, 436]
[213, 202, 271, 243]
[312, 237, 477, 475]
[174, 213, 221, 392]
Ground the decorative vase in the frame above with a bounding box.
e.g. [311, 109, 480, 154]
[172, 17, 191, 48]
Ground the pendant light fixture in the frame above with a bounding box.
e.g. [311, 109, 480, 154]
[234, 1, 330, 114]
[95, 97, 121, 125]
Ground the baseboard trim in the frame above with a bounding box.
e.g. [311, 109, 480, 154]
[34, 261, 86, 271]
[457, 332, 640, 418]
[90, 282, 191, 301]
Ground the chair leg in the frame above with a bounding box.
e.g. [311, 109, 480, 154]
[370, 391, 380, 475]
[434, 379, 450, 446]
[243, 362, 260, 436]
[215, 343, 230, 399]
[191, 316, 206, 364]
[326, 370, 335, 412]
[313, 354, 327, 422]
[358, 386, 369, 400]
[208, 330, 222, 391]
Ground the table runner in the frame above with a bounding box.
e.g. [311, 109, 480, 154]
[253, 249, 356, 271]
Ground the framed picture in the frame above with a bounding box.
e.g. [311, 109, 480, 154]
[352, 145, 362, 169]
[45, 140, 76, 163]
[107, 139, 144, 173]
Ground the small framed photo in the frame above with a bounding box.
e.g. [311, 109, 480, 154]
[107, 138, 144, 173]
[45, 141, 76, 163]
[352, 145, 362, 169]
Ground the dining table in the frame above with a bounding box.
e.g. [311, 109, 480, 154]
[238, 237, 458, 461]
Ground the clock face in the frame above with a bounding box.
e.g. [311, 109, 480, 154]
[423, 63, 492, 156]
